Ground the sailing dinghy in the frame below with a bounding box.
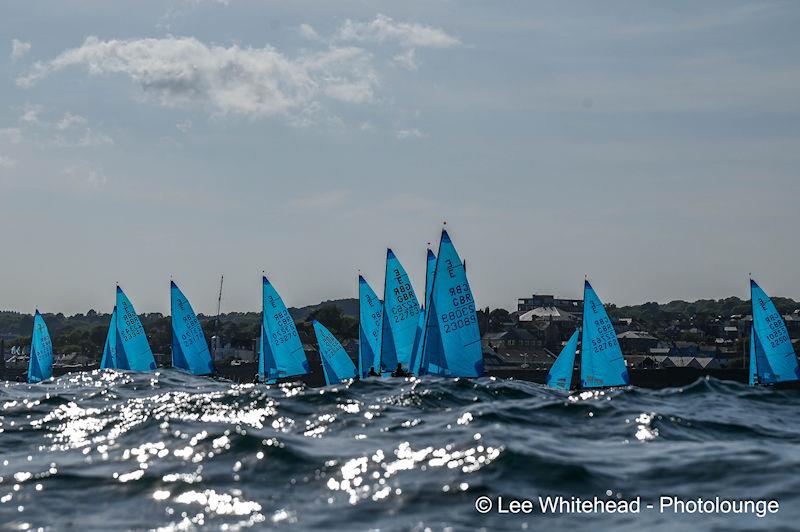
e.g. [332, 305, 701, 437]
[28, 310, 53, 383]
[546, 280, 630, 390]
[258, 276, 310, 383]
[419, 230, 484, 378]
[313, 320, 358, 385]
[748, 278, 800, 385]
[100, 286, 157, 371]
[171, 281, 214, 376]
[358, 275, 383, 378]
[380, 249, 421, 374]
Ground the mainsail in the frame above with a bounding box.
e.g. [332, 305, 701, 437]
[750, 279, 799, 383]
[358, 275, 383, 378]
[259, 276, 310, 382]
[115, 286, 157, 371]
[546, 329, 579, 390]
[380, 249, 421, 372]
[28, 310, 53, 383]
[410, 249, 436, 375]
[420, 230, 484, 377]
[100, 306, 118, 369]
[170, 281, 214, 376]
[313, 320, 357, 385]
[580, 280, 629, 388]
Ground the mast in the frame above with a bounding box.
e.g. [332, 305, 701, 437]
[213, 274, 223, 359]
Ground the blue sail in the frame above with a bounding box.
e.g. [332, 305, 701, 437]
[410, 249, 437, 375]
[28, 310, 53, 383]
[580, 280, 629, 388]
[261, 276, 310, 379]
[750, 279, 799, 382]
[259, 318, 278, 383]
[115, 286, 156, 371]
[380, 249, 421, 372]
[358, 276, 383, 378]
[749, 327, 774, 386]
[100, 306, 118, 369]
[420, 230, 484, 377]
[547, 329, 579, 390]
[171, 281, 214, 375]
[313, 320, 357, 385]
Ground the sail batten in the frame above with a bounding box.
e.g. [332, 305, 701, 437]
[28, 310, 53, 383]
[170, 281, 214, 376]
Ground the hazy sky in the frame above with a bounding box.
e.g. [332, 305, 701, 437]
[1, 1, 799, 315]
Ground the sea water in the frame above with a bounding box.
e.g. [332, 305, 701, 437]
[1, 371, 799, 530]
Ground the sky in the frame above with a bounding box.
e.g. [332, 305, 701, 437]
[1, 0, 799, 315]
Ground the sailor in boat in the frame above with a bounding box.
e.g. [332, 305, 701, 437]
[368, 366, 379, 377]
[391, 363, 410, 378]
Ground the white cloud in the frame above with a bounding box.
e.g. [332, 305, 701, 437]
[298, 23, 321, 41]
[335, 14, 460, 49]
[176, 119, 192, 133]
[18, 36, 378, 122]
[55, 111, 88, 130]
[10, 39, 31, 61]
[396, 128, 428, 140]
[10, 106, 113, 148]
[392, 48, 417, 70]
[0, 155, 15, 168]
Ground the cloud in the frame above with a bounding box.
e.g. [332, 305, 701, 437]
[396, 128, 428, 140]
[64, 164, 108, 188]
[392, 48, 417, 70]
[18, 36, 378, 122]
[0, 155, 15, 168]
[10, 39, 31, 61]
[290, 189, 350, 210]
[334, 14, 460, 48]
[0, 128, 24, 144]
[55, 111, 88, 130]
[298, 23, 321, 41]
[176, 119, 192, 133]
[9, 106, 113, 148]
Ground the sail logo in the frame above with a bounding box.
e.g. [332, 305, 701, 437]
[445, 259, 456, 279]
[590, 300, 598, 314]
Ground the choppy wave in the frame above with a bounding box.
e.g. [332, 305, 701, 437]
[2, 371, 800, 530]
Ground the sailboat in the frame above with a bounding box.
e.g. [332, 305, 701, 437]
[312, 320, 358, 385]
[358, 275, 383, 378]
[379, 249, 421, 374]
[410, 248, 436, 375]
[546, 280, 630, 390]
[100, 286, 157, 371]
[419, 230, 484, 377]
[748, 278, 800, 385]
[258, 276, 310, 383]
[28, 310, 53, 383]
[170, 281, 214, 376]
